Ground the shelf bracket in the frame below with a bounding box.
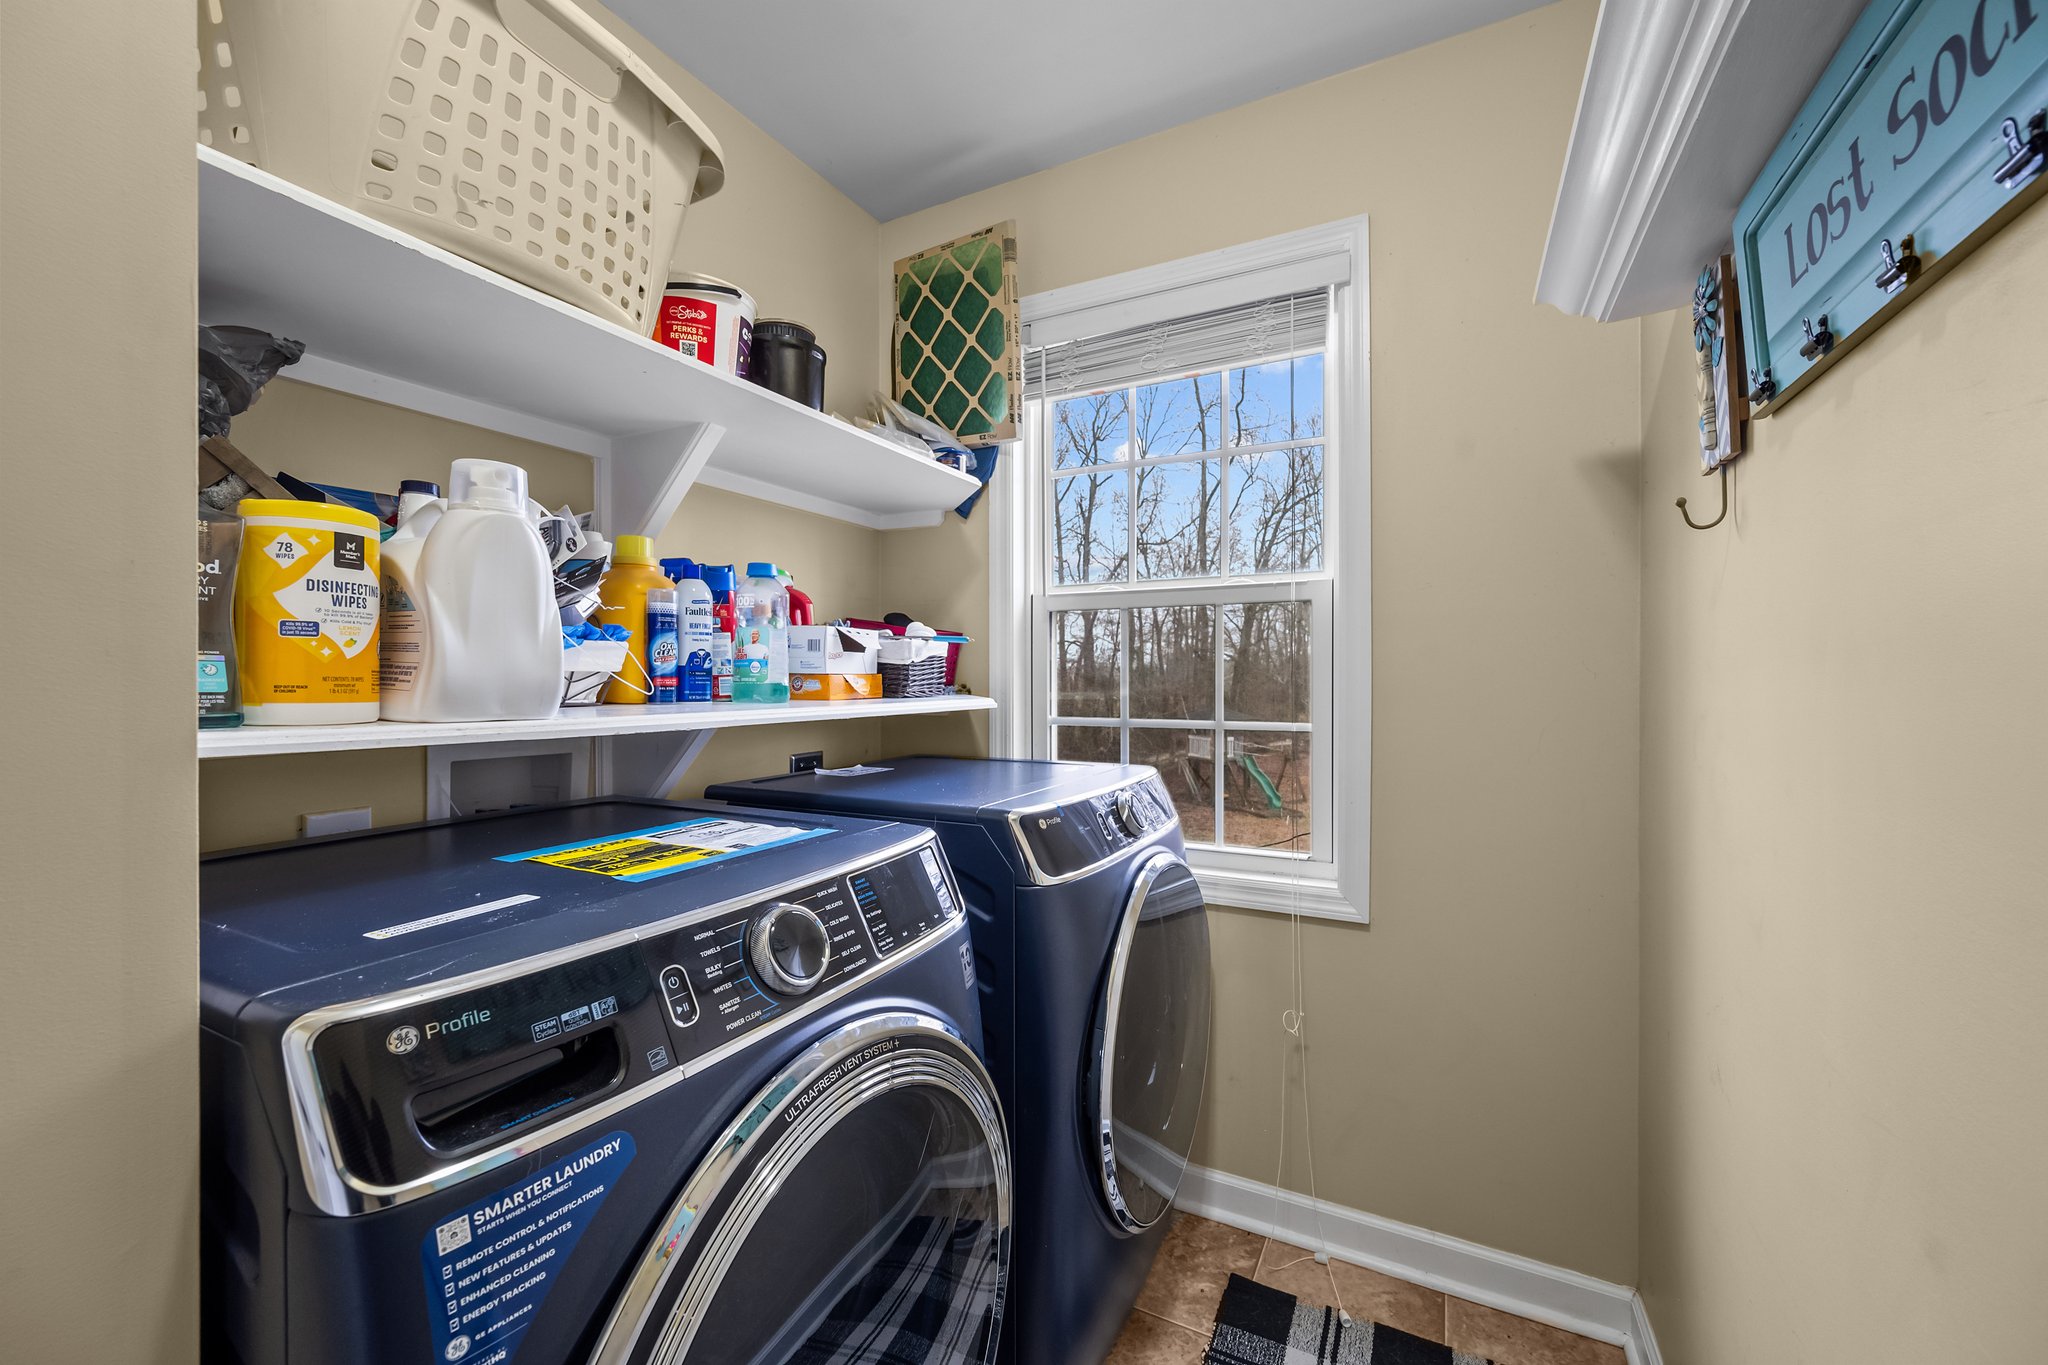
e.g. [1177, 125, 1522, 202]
[605, 728, 718, 800]
[605, 422, 725, 542]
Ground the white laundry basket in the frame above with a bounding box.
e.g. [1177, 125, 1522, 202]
[198, 0, 725, 332]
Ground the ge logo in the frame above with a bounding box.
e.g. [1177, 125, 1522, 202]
[444, 1334, 472, 1360]
[386, 1025, 422, 1055]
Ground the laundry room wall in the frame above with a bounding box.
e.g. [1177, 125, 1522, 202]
[1, 1, 199, 1360]
[199, 0, 897, 853]
[873, 0, 1645, 1284]
[1636, 200, 2048, 1361]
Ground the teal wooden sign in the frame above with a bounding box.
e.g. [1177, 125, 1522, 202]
[1735, 0, 2048, 410]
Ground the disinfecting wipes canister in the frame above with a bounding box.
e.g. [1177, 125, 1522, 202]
[234, 499, 383, 724]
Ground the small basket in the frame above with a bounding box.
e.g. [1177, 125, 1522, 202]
[199, 0, 726, 331]
[561, 639, 631, 706]
[878, 637, 952, 699]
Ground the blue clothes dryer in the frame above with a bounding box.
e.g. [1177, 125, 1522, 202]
[708, 759, 1213, 1365]
[201, 799, 1011, 1365]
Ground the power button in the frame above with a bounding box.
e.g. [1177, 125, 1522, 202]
[659, 964, 697, 1026]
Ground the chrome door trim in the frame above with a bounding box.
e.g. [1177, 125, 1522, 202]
[278, 831, 957, 1217]
[587, 1013, 1012, 1365]
[1095, 849, 1203, 1233]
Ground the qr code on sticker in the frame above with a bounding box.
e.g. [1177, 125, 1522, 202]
[436, 1215, 472, 1255]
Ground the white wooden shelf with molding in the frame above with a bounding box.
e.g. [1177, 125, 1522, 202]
[1537, 0, 1866, 321]
[197, 146, 980, 532]
[199, 695, 995, 797]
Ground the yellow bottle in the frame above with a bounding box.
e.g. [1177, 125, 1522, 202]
[596, 535, 671, 704]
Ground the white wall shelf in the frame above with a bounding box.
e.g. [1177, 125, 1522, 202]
[198, 694, 995, 760]
[197, 146, 980, 532]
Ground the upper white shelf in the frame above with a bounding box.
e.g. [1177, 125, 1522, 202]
[196, 146, 979, 531]
[198, 694, 995, 760]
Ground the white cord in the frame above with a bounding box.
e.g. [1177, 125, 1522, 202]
[1263, 791, 1335, 1282]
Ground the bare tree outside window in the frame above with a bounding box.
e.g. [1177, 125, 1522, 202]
[1042, 334, 1327, 857]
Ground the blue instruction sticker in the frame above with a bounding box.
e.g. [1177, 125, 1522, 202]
[421, 1131, 634, 1365]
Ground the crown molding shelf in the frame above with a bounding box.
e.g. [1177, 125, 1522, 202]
[1537, 0, 1866, 321]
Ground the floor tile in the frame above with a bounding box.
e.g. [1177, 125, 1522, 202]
[1134, 1213, 1263, 1332]
[1326, 1257, 1447, 1342]
[1104, 1309, 1211, 1365]
[1252, 1237, 1339, 1310]
[1444, 1297, 1625, 1365]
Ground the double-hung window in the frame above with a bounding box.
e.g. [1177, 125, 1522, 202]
[996, 220, 1369, 921]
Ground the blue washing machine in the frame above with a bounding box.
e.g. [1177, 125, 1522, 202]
[202, 799, 1011, 1365]
[708, 759, 1213, 1365]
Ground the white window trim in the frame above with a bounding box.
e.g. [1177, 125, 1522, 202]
[990, 217, 1370, 924]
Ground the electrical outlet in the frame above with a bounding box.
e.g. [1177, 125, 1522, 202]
[302, 806, 374, 838]
[788, 751, 824, 774]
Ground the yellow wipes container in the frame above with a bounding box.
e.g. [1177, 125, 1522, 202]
[234, 499, 383, 724]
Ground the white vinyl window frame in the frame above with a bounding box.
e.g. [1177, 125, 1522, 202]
[989, 218, 1370, 923]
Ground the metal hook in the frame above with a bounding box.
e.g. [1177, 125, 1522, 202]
[1677, 463, 1729, 531]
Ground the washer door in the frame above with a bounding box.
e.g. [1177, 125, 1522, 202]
[1093, 851, 1214, 1232]
[590, 1014, 1010, 1365]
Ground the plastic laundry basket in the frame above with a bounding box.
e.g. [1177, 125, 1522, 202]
[198, 0, 725, 332]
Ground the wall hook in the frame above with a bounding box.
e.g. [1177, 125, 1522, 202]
[1676, 463, 1729, 531]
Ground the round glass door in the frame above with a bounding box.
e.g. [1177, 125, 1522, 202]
[592, 1016, 1010, 1365]
[1095, 851, 1213, 1231]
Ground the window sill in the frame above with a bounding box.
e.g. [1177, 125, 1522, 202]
[1190, 863, 1365, 924]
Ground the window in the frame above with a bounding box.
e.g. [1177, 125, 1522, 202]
[993, 220, 1369, 921]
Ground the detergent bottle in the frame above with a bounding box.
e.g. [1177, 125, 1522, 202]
[596, 535, 669, 703]
[732, 562, 789, 703]
[382, 460, 560, 722]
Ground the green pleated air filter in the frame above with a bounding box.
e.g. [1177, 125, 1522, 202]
[893, 221, 1020, 442]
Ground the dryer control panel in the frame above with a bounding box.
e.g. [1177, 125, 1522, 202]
[295, 839, 962, 1203]
[1008, 776, 1176, 883]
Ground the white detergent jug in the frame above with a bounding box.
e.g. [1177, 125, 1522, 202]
[381, 459, 562, 722]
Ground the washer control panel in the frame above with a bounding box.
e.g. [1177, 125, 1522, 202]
[1011, 776, 1176, 882]
[643, 841, 962, 1055]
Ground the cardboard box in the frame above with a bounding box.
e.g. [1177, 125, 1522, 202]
[791, 672, 884, 701]
[788, 626, 881, 677]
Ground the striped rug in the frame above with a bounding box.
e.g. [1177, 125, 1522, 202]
[1204, 1274, 1492, 1365]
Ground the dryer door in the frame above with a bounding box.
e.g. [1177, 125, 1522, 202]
[588, 1014, 1010, 1365]
[1093, 850, 1214, 1232]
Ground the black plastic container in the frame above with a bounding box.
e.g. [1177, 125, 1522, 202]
[747, 319, 827, 409]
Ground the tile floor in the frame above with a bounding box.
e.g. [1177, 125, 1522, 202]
[1107, 1215, 1626, 1365]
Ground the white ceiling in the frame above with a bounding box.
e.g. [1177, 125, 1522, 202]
[610, 0, 1555, 221]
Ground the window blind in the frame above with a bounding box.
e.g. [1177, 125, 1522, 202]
[1024, 289, 1329, 401]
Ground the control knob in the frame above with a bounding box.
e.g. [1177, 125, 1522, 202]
[1113, 788, 1144, 837]
[749, 903, 831, 995]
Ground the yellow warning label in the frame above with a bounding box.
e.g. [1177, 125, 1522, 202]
[526, 838, 725, 879]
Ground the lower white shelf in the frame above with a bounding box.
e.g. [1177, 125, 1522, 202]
[197, 694, 995, 759]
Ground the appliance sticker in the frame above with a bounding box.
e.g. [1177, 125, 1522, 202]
[420, 1131, 634, 1365]
[497, 817, 830, 883]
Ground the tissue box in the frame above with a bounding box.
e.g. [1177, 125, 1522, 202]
[790, 624, 881, 701]
[789, 626, 881, 675]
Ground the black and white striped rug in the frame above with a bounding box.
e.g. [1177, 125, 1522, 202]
[1204, 1275, 1492, 1365]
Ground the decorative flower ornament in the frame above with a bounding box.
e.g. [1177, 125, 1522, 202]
[1692, 265, 1723, 368]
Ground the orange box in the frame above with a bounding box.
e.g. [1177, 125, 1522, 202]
[791, 672, 883, 701]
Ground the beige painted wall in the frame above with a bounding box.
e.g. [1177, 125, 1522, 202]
[875, 0, 1643, 1282]
[0, 0, 199, 1359]
[1637, 206, 2048, 1359]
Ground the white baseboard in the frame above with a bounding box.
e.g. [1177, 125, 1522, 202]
[1174, 1163, 1659, 1363]
[1626, 1291, 1664, 1365]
